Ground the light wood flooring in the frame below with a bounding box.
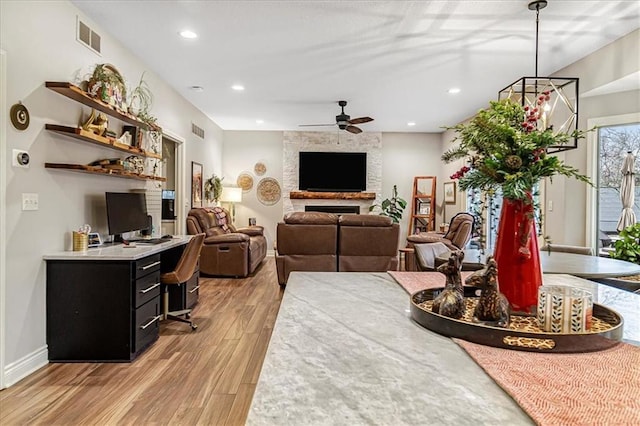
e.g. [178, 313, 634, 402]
[0, 257, 284, 425]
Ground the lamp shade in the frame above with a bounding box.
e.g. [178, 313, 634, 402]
[220, 186, 243, 203]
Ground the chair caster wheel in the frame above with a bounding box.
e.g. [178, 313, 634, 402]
[186, 313, 191, 319]
[191, 323, 198, 330]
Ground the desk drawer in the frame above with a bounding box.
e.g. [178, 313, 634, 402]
[186, 271, 199, 309]
[135, 270, 161, 308]
[134, 297, 161, 354]
[135, 254, 161, 279]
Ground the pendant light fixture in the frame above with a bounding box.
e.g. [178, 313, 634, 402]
[499, 0, 579, 153]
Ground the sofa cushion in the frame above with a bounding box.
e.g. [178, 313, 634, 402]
[339, 214, 393, 227]
[284, 211, 338, 225]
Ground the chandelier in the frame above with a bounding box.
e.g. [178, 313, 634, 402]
[498, 0, 579, 153]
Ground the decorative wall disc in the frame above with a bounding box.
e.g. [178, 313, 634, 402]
[237, 172, 254, 192]
[254, 162, 267, 176]
[10, 102, 30, 130]
[256, 177, 281, 206]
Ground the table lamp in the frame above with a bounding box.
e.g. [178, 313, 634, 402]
[220, 186, 242, 223]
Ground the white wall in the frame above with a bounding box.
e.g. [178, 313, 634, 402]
[222, 131, 283, 252]
[545, 29, 640, 245]
[0, 0, 223, 385]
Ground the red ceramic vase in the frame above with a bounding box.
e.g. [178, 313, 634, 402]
[493, 195, 542, 315]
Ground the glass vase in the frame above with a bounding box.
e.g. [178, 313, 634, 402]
[493, 194, 542, 315]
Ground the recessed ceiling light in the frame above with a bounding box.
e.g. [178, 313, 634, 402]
[231, 84, 245, 91]
[190, 86, 204, 92]
[256, 119, 264, 124]
[448, 87, 461, 94]
[407, 122, 416, 127]
[179, 30, 198, 39]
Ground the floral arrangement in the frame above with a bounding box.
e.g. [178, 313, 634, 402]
[442, 99, 591, 201]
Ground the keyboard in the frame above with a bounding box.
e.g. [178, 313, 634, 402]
[130, 237, 171, 245]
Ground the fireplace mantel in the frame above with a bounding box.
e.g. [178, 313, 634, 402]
[290, 191, 376, 200]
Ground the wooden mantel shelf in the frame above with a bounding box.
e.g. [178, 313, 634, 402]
[290, 191, 376, 200]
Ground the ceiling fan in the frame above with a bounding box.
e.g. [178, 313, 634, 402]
[299, 100, 374, 134]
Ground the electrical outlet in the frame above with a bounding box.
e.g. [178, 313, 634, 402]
[22, 193, 38, 211]
[12, 149, 30, 168]
[548, 200, 553, 211]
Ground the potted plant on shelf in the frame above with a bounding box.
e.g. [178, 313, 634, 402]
[369, 185, 407, 223]
[204, 174, 224, 205]
[441, 98, 592, 314]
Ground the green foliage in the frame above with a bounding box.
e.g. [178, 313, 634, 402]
[442, 99, 592, 201]
[611, 223, 640, 264]
[129, 71, 154, 116]
[369, 185, 407, 223]
[204, 174, 224, 203]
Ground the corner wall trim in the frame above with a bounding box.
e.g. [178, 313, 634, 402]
[4, 346, 48, 387]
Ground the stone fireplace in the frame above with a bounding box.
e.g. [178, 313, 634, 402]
[283, 131, 382, 215]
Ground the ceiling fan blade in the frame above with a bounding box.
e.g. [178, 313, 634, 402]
[345, 125, 362, 134]
[348, 116, 373, 125]
[298, 123, 336, 127]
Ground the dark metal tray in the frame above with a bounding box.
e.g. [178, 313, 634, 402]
[411, 287, 624, 353]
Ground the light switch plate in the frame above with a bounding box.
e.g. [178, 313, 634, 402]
[22, 193, 38, 211]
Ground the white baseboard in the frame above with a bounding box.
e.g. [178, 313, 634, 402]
[266, 249, 275, 257]
[4, 345, 48, 387]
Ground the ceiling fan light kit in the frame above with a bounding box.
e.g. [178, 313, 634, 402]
[498, 0, 579, 153]
[299, 100, 373, 134]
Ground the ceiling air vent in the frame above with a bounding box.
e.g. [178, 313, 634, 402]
[76, 17, 101, 55]
[192, 123, 205, 139]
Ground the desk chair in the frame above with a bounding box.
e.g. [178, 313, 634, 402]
[160, 233, 205, 330]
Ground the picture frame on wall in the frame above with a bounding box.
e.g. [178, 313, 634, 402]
[444, 181, 456, 204]
[191, 161, 203, 208]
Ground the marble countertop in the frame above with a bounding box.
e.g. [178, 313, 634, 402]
[247, 272, 640, 425]
[247, 272, 534, 425]
[43, 235, 190, 261]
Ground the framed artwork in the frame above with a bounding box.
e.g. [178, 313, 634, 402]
[418, 202, 430, 215]
[444, 181, 456, 204]
[191, 161, 203, 208]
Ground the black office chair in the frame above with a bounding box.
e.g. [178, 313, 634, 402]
[160, 233, 205, 330]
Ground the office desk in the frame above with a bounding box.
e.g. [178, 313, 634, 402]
[247, 272, 639, 425]
[44, 236, 192, 362]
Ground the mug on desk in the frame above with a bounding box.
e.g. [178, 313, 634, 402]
[72, 231, 88, 251]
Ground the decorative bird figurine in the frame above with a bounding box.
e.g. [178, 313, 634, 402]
[432, 250, 465, 319]
[81, 108, 109, 137]
[467, 256, 510, 328]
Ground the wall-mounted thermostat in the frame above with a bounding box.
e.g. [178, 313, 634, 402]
[12, 149, 30, 168]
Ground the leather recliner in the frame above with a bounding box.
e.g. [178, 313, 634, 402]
[275, 211, 339, 286]
[406, 212, 474, 251]
[186, 207, 267, 277]
[338, 214, 400, 272]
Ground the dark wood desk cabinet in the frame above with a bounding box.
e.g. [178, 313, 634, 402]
[47, 254, 162, 362]
[45, 237, 196, 362]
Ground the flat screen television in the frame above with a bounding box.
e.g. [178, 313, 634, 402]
[299, 152, 367, 192]
[105, 192, 149, 242]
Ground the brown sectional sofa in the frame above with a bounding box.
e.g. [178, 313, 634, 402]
[187, 208, 267, 277]
[275, 211, 400, 285]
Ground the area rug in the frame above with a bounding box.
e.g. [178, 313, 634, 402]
[455, 339, 640, 426]
[387, 271, 640, 425]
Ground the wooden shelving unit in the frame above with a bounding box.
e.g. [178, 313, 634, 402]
[408, 176, 437, 237]
[45, 163, 166, 182]
[44, 81, 163, 182]
[45, 125, 162, 159]
[45, 82, 160, 131]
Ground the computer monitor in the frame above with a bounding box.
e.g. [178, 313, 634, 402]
[105, 192, 149, 242]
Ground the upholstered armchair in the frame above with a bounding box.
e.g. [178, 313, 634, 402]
[186, 207, 267, 277]
[407, 212, 474, 251]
